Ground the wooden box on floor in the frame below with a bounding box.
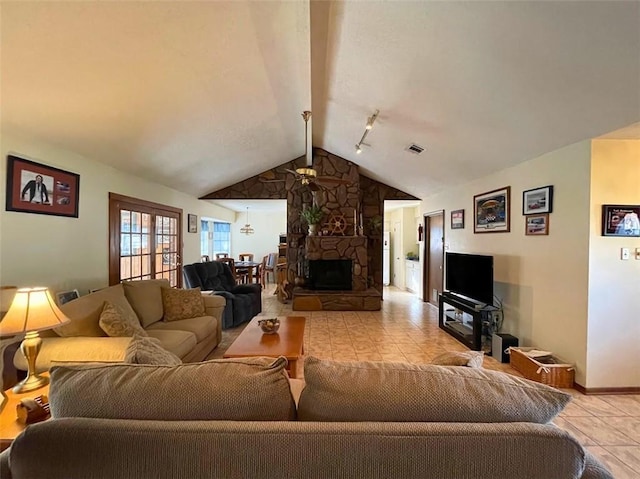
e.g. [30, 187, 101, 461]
[509, 347, 575, 389]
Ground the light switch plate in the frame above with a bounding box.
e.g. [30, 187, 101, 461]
[621, 248, 630, 260]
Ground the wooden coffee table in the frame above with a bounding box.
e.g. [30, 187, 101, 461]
[223, 316, 306, 378]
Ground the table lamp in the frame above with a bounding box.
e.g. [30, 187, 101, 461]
[0, 287, 70, 393]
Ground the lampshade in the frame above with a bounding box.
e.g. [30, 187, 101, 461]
[0, 287, 70, 335]
[0, 286, 17, 316]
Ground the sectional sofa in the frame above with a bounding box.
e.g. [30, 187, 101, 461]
[1, 356, 612, 479]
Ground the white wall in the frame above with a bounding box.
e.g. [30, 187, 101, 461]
[228, 209, 286, 263]
[586, 139, 640, 388]
[420, 140, 593, 385]
[0, 129, 235, 294]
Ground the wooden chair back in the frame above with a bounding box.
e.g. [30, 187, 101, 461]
[238, 253, 254, 262]
[218, 257, 247, 284]
[215, 253, 229, 260]
[201, 255, 210, 262]
[262, 252, 279, 284]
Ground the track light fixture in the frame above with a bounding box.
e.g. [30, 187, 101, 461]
[355, 109, 379, 153]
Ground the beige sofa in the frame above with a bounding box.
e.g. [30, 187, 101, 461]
[14, 279, 225, 370]
[1, 357, 612, 479]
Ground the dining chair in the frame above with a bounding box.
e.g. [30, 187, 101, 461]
[238, 253, 254, 262]
[259, 255, 268, 286]
[262, 252, 278, 284]
[201, 255, 210, 262]
[217, 257, 247, 283]
[215, 253, 229, 260]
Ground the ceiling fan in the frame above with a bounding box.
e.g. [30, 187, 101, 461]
[260, 111, 352, 191]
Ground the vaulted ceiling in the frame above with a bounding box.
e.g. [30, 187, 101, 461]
[2, 1, 638, 202]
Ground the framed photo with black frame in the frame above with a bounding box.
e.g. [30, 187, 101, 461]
[56, 289, 80, 306]
[5, 155, 80, 218]
[522, 185, 553, 215]
[451, 209, 465, 229]
[188, 213, 198, 233]
[601, 204, 640, 237]
[474, 186, 510, 233]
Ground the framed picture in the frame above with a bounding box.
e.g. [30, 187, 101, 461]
[188, 213, 198, 233]
[5, 155, 80, 218]
[525, 213, 549, 236]
[451, 209, 465, 229]
[522, 185, 553, 215]
[56, 289, 79, 306]
[474, 186, 511, 233]
[601, 204, 640, 237]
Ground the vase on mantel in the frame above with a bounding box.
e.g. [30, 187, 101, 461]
[308, 224, 318, 236]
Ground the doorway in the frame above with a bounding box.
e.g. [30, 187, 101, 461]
[109, 193, 183, 287]
[423, 211, 444, 306]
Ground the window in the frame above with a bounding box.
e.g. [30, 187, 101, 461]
[109, 193, 183, 287]
[200, 220, 230, 259]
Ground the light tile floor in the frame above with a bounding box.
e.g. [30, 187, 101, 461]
[210, 285, 640, 478]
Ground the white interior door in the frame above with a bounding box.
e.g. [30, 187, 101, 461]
[392, 221, 403, 288]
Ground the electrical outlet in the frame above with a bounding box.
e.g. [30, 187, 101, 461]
[621, 248, 630, 260]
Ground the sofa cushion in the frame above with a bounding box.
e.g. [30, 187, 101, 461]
[124, 335, 182, 366]
[161, 287, 205, 322]
[145, 329, 198, 358]
[298, 357, 571, 423]
[54, 284, 129, 337]
[98, 301, 148, 337]
[146, 315, 215, 342]
[49, 357, 296, 421]
[430, 351, 484, 368]
[122, 279, 169, 328]
[13, 337, 130, 372]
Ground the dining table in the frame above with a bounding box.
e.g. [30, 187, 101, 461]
[235, 260, 261, 284]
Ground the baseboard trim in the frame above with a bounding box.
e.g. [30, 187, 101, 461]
[573, 383, 640, 395]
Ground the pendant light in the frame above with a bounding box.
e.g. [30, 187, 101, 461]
[240, 207, 254, 235]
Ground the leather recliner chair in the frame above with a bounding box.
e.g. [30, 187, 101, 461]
[183, 261, 262, 329]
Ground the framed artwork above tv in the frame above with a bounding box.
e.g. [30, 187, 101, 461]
[473, 186, 510, 233]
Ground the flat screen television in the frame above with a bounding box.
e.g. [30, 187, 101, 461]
[445, 252, 494, 305]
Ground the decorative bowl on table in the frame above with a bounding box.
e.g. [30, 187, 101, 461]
[258, 318, 280, 334]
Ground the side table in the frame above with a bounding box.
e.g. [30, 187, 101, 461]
[0, 378, 49, 452]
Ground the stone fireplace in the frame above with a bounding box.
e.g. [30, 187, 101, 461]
[199, 147, 419, 311]
[305, 236, 367, 290]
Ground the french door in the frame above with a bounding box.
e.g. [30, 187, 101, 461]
[109, 193, 183, 287]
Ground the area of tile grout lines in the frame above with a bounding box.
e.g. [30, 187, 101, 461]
[208, 284, 640, 477]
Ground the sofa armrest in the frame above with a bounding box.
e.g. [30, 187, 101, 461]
[13, 337, 130, 372]
[202, 293, 226, 343]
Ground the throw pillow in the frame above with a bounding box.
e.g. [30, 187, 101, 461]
[122, 279, 170, 328]
[98, 300, 148, 337]
[49, 356, 296, 421]
[124, 335, 181, 366]
[297, 356, 571, 423]
[430, 351, 484, 368]
[161, 287, 205, 322]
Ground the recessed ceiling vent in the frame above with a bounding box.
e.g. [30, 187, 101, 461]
[406, 144, 424, 154]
